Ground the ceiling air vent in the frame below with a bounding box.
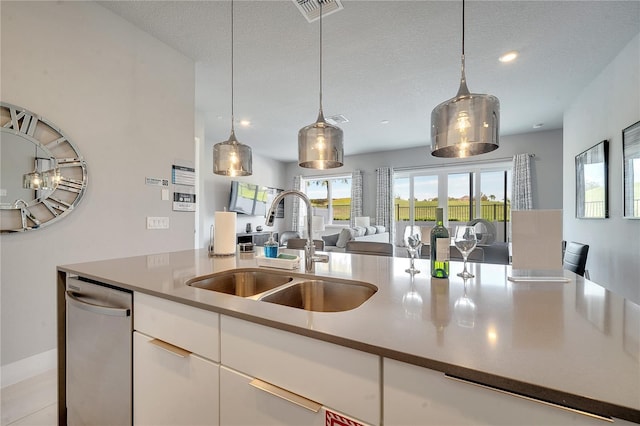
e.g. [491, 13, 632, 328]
[293, 0, 344, 23]
[326, 114, 349, 125]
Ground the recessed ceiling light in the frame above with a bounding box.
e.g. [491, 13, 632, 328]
[499, 50, 519, 63]
[239, 120, 251, 127]
[381, 120, 390, 125]
[533, 123, 544, 129]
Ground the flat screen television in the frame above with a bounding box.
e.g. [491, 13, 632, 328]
[228, 181, 282, 217]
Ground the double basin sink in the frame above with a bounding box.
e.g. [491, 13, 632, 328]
[186, 269, 377, 312]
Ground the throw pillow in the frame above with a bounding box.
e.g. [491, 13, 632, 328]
[374, 225, 386, 234]
[336, 228, 355, 248]
[365, 226, 376, 235]
[321, 233, 340, 247]
[353, 226, 366, 237]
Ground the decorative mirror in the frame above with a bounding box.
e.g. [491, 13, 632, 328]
[575, 140, 608, 219]
[1, 102, 87, 232]
[623, 120, 640, 219]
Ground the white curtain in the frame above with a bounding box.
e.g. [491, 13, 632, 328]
[512, 154, 533, 210]
[376, 167, 394, 244]
[350, 169, 363, 226]
[292, 175, 301, 232]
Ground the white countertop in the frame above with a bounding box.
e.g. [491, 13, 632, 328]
[58, 248, 640, 422]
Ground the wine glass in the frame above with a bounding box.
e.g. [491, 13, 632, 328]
[403, 225, 423, 274]
[453, 225, 477, 278]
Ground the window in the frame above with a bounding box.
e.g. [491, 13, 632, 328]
[394, 162, 511, 242]
[302, 176, 352, 225]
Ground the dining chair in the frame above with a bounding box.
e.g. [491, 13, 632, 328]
[345, 241, 394, 257]
[286, 238, 324, 251]
[563, 241, 590, 278]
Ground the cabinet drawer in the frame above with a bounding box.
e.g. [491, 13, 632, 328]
[134, 332, 219, 426]
[221, 315, 379, 426]
[220, 366, 371, 426]
[384, 358, 613, 426]
[134, 292, 219, 361]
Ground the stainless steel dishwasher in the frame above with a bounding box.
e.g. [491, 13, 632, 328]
[66, 276, 132, 426]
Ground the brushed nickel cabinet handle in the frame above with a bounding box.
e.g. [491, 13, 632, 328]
[66, 290, 130, 317]
[149, 338, 191, 358]
[249, 378, 322, 413]
[445, 374, 613, 423]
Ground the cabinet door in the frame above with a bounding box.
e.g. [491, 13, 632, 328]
[220, 366, 370, 426]
[134, 332, 219, 426]
[384, 358, 613, 426]
[221, 315, 379, 425]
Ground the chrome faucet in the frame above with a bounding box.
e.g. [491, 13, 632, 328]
[266, 189, 328, 273]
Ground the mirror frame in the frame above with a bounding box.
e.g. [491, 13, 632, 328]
[623, 120, 640, 219]
[1, 102, 88, 233]
[575, 140, 608, 219]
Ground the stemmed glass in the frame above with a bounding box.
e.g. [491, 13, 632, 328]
[453, 225, 477, 278]
[403, 225, 423, 274]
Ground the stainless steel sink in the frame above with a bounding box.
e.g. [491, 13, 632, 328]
[260, 279, 377, 312]
[186, 269, 293, 297]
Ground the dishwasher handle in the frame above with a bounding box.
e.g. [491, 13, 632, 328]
[66, 290, 131, 317]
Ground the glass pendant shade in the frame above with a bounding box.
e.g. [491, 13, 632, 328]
[298, 111, 344, 169]
[41, 167, 62, 189]
[213, 131, 252, 177]
[431, 89, 500, 158]
[23, 170, 43, 189]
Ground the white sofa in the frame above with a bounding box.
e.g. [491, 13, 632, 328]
[321, 226, 389, 252]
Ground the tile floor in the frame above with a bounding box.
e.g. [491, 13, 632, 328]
[1, 369, 57, 426]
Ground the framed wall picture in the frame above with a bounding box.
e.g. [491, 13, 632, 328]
[575, 140, 609, 219]
[623, 120, 640, 218]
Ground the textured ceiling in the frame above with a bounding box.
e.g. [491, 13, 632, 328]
[98, 0, 640, 163]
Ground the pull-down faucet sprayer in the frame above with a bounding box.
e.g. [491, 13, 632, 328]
[266, 190, 327, 272]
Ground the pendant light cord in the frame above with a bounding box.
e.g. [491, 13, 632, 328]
[318, 0, 323, 114]
[230, 0, 235, 134]
[461, 0, 465, 56]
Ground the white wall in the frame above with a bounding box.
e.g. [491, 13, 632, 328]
[284, 129, 564, 230]
[0, 1, 195, 376]
[563, 33, 640, 304]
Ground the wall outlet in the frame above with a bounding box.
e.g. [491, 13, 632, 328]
[146, 216, 169, 230]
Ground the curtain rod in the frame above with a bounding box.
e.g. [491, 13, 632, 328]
[391, 154, 534, 172]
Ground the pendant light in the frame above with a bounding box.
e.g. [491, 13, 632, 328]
[23, 145, 43, 190]
[213, 0, 252, 176]
[298, 0, 343, 169]
[431, 0, 500, 158]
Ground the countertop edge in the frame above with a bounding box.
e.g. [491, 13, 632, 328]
[57, 266, 640, 424]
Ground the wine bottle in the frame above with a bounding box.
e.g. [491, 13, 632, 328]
[431, 208, 450, 278]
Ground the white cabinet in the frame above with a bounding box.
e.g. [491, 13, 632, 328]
[133, 292, 220, 426]
[220, 366, 369, 426]
[383, 358, 618, 426]
[134, 332, 219, 426]
[220, 315, 379, 426]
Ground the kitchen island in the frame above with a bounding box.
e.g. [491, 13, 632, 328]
[57, 248, 640, 425]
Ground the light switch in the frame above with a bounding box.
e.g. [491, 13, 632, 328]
[161, 189, 170, 201]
